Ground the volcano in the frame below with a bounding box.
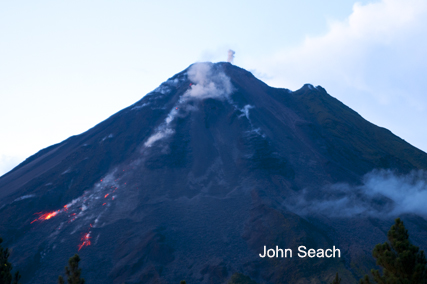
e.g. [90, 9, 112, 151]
[1, 62, 427, 284]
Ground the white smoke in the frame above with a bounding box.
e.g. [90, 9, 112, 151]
[144, 128, 174, 147]
[184, 62, 233, 100]
[227, 49, 235, 63]
[285, 169, 427, 218]
[142, 106, 178, 149]
[142, 62, 234, 148]
[143, 105, 179, 148]
[239, 105, 254, 120]
[13, 194, 36, 202]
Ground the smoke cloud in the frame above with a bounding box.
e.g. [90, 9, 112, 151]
[184, 62, 233, 100]
[285, 169, 427, 218]
[143, 62, 234, 148]
[227, 49, 235, 63]
[144, 128, 174, 147]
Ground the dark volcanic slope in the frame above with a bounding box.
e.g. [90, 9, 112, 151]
[1, 62, 427, 284]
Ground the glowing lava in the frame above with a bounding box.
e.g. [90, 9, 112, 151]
[78, 232, 91, 251]
[31, 210, 60, 224]
[31, 203, 74, 224]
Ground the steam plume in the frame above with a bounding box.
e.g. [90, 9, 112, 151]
[227, 50, 235, 63]
[184, 62, 233, 100]
[143, 62, 234, 148]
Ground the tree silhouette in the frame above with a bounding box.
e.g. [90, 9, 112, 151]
[0, 237, 21, 284]
[330, 272, 341, 284]
[360, 218, 427, 284]
[58, 254, 85, 284]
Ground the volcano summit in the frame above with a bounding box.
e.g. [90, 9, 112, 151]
[1, 62, 427, 284]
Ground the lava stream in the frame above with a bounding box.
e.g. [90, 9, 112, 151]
[78, 232, 91, 251]
[31, 210, 60, 224]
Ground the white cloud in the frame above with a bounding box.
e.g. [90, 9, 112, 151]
[250, 0, 427, 152]
[285, 169, 427, 218]
[363, 169, 427, 216]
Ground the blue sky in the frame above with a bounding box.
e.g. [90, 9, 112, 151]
[1, 0, 426, 176]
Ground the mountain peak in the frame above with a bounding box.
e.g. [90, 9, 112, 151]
[1, 63, 427, 284]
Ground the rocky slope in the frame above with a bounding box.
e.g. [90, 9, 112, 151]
[1, 62, 427, 284]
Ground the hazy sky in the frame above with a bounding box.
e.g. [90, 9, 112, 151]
[1, 0, 426, 176]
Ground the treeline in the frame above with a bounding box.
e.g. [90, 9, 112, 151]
[0, 238, 21, 284]
[1, 218, 427, 283]
[227, 218, 427, 284]
[330, 218, 427, 284]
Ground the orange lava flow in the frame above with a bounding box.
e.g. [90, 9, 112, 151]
[78, 232, 91, 251]
[31, 210, 60, 224]
[31, 203, 71, 224]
